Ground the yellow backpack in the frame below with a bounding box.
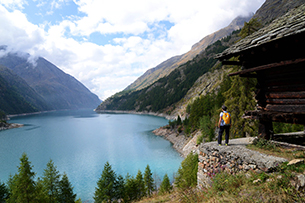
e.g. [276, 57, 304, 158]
[222, 112, 231, 125]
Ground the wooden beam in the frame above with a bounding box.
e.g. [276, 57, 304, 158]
[270, 140, 305, 151]
[266, 84, 305, 92]
[266, 104, 305, 114]
[265, 92, 305, 99]
[266, 99, 305, 105]
[243, 110, 305, 125]
[228, 58, 305, 77]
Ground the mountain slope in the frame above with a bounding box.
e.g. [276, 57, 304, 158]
[125, 14, 252, 92]
[96, 36, 232, 113]
[97, 0, 305, 117]
[0, 51, 101, 110]
[0, 65, 51, 114]
[252, 0, 305, 25]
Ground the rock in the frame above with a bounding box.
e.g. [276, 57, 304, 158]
[253, 179, 262, 183]
[249, 164, 257, 170]
[243, 165, 250, 170]
[287, 159, 304, 166]
[296, 174, 305, 190]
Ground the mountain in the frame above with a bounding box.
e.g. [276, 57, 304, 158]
[252, 0, 305, 25]
[125, 14, 253, 92]
[0, 65, 51, 114]
[97, 0, 305, 117]
[96, 34, 235, 113]
[0, 50, 101, 113]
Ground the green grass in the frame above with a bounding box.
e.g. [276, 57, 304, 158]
[135, 140, 305, 203]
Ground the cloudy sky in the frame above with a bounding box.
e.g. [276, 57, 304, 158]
[0, 0, 265, 100]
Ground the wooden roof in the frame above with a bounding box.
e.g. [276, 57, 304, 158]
[217, 4, 305, 60]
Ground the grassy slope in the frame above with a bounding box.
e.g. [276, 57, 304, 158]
[136, 143, 305, 203]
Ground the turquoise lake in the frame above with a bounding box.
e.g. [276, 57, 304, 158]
[0, 109, 183, 201]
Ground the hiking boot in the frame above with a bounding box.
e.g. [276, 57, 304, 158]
[218, 144, 221, 146]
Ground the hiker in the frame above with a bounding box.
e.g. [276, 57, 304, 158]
[218, 105, 231, 146]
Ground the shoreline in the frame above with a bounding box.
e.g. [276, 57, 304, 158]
[0, 123, 24, 131]
[7, 110, 57, 118]
[94, 109, 177, 120]
[152, 126, 200, 157]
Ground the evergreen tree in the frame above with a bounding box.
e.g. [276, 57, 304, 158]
[114, 175, 125, 201]
[0, 181, 9, 203]
[42, 159, 61, 203]
[159, 174, 172, 194]
[94, 162, 117, 203]
[223, 68, 257, 137]
[135, 170, 145, 200]
[175, 152, 198, 189]
[6, 174, 16, 203]
[35, 178, 48, 202]
[239, 18, 262, 39]
[7, 153, 37, 203]
[143, 165, 154, 197]
[57, 173, 76, 203]
[124, 173, 137, 202]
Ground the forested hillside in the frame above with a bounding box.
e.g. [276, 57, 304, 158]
[125, 15, 252, 92]
[97, 0, 305, 140]
[96, 30, 238, 113]
[98, 0, 305, 117]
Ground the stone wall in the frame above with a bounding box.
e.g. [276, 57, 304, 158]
[197, 138, 288, 188]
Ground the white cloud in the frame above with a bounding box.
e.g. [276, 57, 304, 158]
[0, 0, 265, 100]
[0, 0, 27, 10]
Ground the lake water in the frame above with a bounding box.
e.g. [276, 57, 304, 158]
[0, 109, 183, 201]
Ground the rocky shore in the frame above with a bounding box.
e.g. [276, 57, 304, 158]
[0, 122, 24, 131]
[152, 127, 200, 157]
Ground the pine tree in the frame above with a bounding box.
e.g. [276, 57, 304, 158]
[124, 173, 137, 202]
[239, 18, 262, 39]
[35, 178, 48, 202]
[223, 68, 257, 137]
[159, 174, 172, 194]
[0, 181, 9, 203]
[57, 173, 76, 203]
[135, 170, 145, 200]
[42, 159, 61, 203]
[114, 175, 125, 201]
[94, 162, 117, 203]
[7, 153, 37, 203]
[144, 165, 154, 197]
[175, 152, 198, 189]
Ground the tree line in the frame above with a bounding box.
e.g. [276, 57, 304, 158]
[0, 153, 78, 203]
[0, 152, 198, 203]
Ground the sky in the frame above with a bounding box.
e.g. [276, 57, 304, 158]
[0, 0, 265, 100]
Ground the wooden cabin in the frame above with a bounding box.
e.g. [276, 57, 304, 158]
[216, 4, 305, 140]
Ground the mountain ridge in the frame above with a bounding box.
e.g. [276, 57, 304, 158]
[125, 14, 253, 92]
[97, 0, 305, 118]
[0, 50, 101, 114]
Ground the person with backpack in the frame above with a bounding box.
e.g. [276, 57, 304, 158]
[218, 105, 231, 146]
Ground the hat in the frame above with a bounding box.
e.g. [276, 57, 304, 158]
[222, 105, 227, 111]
